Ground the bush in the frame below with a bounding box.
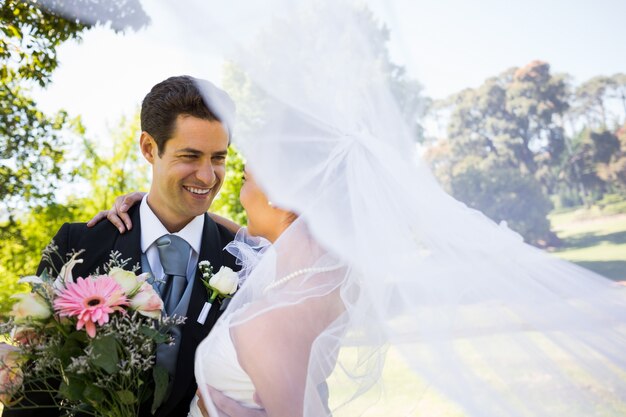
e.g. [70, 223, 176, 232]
[449, 161, 555, 245]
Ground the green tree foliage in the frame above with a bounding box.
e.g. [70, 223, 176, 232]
[0, 0, 148, 212]
[561, 129, 621, 202]
[211, 145, 246, 226]
[440, 61, 568, 176]
[0, 113, 149, 315]
[554, 74, 626, 206]
[0, 202, 82, 315]
[596, 124, 626, 193]
[427, 63, 626, 243]
[449, 157, 553, 244]
[428, 61, 568, 244]
[76, 112, 149, 210]
[574, 74, 626, 130]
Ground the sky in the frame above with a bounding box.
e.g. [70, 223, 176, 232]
[32, 0, 626, 142]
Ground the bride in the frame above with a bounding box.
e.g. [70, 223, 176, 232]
[97, 166, 347, 417]
[86, 0, 626, 415]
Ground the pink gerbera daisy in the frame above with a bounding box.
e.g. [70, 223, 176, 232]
[54, 276, 129, 338]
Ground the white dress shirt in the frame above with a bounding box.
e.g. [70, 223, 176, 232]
[139, 194, 205, 286]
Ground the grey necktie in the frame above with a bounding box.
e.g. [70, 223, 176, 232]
[156, 234, 190, 315]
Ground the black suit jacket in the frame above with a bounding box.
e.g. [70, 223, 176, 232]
[3, 206, 238, 417]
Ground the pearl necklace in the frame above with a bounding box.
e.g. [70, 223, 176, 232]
[264, 265, 339, 293]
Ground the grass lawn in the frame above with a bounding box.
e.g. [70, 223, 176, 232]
[548, 206, 626, 281]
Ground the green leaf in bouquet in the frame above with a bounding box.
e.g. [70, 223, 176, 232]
[90, 334, 119, 374]
[137, 377, 152, 404]
[59, 377, 85, 402]
[140, 325, 169, 344]
[83, 384, 106, 405]
[116, 389, 137, 405]
[59, 336, 85, 366]
[68, 329, 89, 343]
[151, 365, 169, 414]
[72, 403, 97, 417]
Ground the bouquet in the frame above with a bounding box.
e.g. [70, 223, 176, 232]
[0, 246, 184, 416]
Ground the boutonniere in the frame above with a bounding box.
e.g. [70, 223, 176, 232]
[196, 261, 239, 324]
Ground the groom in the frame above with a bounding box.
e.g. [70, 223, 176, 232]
[3, 75, 238, 417]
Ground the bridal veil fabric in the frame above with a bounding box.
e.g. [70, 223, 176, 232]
[41, 0, 626, 416]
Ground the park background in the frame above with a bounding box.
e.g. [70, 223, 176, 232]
[1, 0, 625, 318]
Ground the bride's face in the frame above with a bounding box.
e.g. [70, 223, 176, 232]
[240, 169, 292, 242]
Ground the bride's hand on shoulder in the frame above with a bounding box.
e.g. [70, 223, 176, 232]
[86, 191, 146, 233]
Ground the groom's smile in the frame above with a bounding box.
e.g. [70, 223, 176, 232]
[184, 186, 212, 195]
[142, 114, 229, 232]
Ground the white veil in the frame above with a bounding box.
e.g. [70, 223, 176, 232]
[39, 0, 626, 415]
[189, 1, 626, 416]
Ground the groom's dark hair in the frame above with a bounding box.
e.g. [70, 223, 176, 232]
[141, 75, 235, 156]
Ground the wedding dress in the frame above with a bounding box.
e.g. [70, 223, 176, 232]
[191, 224, 348, 417]
[188, 320, 261, 416]
[188, 230, 268, 416]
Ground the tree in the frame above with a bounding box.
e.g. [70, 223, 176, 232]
[428, 61, 570, 243]
[449, 156, 554, 245]
[557, 73, 626, 206]
[0, 0, 148, 212]
[210, 145, 247, 226]
[0, 113, 149, 315]
[596, 124, 626, 193]
[558, 129, 621, 205]
[573, 74, 626, 131]
[75, 111, 149, 210]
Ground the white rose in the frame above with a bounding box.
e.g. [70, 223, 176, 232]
[208, 266, 239, 295]
[130, 282, 163, 319]
[11, 293, 51, 322]
[109, 267, 144, 294]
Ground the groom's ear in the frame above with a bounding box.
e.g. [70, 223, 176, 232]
[140, 132, 158, 163]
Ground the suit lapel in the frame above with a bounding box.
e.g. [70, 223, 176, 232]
[187, 213, 224, 323]
[112, 207, 143, 272]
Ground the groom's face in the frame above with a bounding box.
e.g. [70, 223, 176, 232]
[141, 115, 229, 231]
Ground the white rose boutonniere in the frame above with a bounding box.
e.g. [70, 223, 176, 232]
[208, 266, 239, 295]
[196, 261, 239, 324]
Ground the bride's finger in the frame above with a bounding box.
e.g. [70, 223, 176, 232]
[116, 207, 132, 231]
[252, 392, 264, 408]
[86, 210, 108, 228]
[196, 392, 210, 417]
[209, 386, 265, 417]
[106, 210, 128, 234]
[115, 192, 146, 230]
[198, 388, 229, 417]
